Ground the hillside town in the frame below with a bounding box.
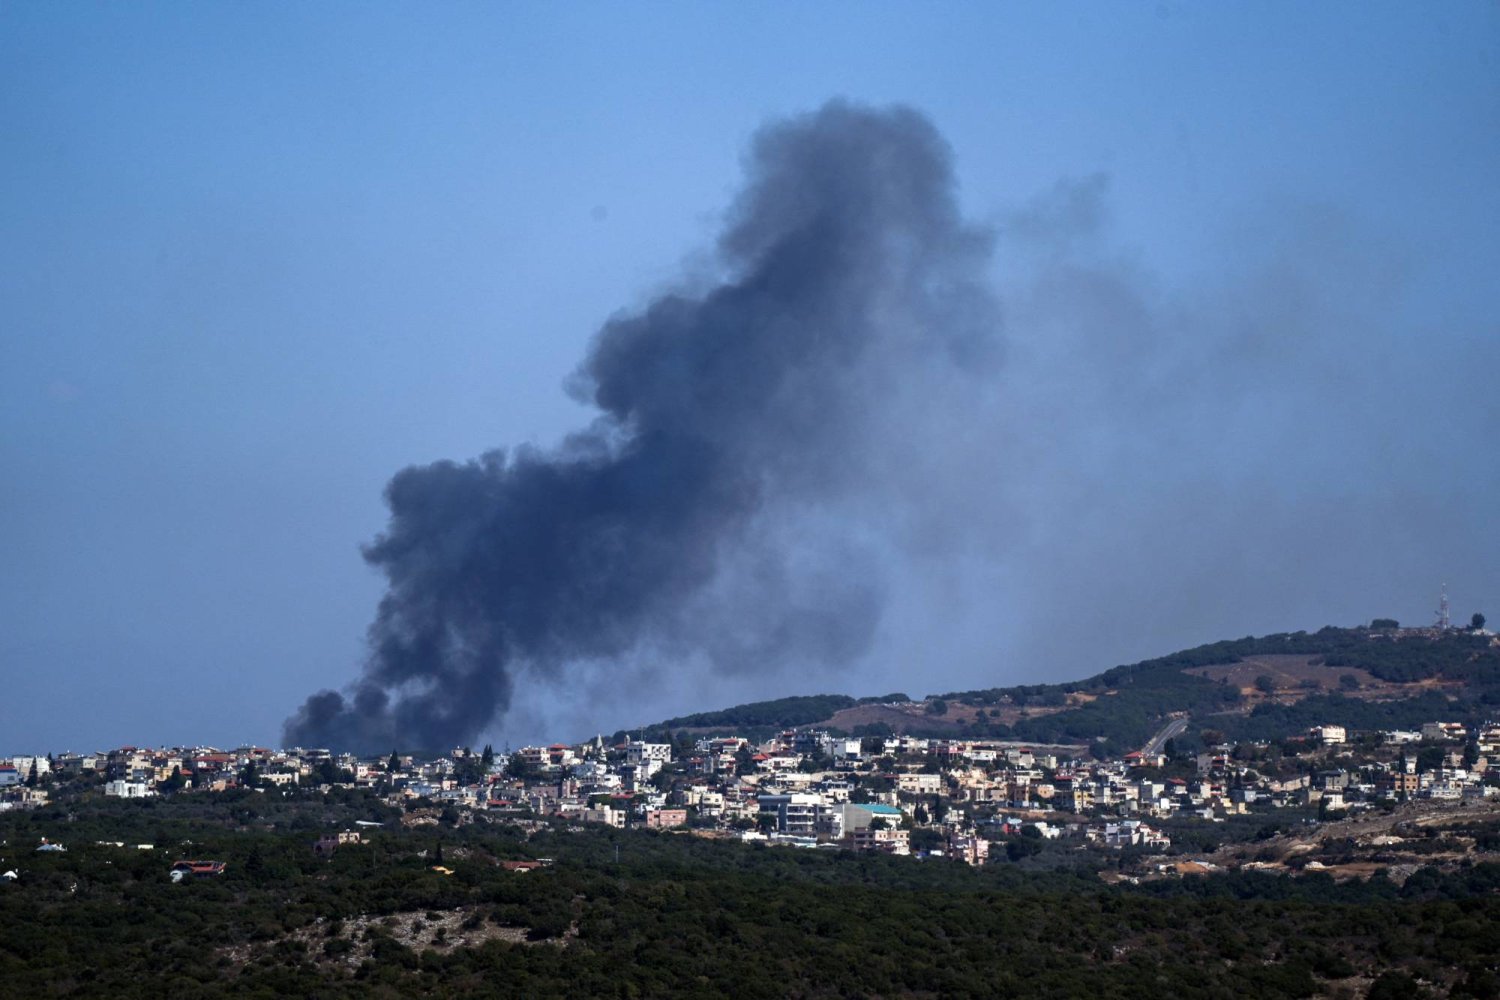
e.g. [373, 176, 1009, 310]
[5, 711, 1498, 873]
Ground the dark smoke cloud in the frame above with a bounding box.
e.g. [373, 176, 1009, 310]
[284, 101, 1001, 753]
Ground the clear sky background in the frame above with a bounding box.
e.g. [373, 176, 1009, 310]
[4, 3, 1498, 753]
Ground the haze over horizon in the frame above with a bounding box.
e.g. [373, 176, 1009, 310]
[4, 5, 1498, 753]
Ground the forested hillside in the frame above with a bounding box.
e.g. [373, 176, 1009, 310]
[637, 626, 1500, 754]
[1, 796, 1496, 998]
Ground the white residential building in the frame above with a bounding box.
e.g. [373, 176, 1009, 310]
[104, 780, 155, 799]
[758, 793, 823, 836]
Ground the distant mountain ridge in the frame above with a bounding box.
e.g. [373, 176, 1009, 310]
[631, 625, 1500, 755]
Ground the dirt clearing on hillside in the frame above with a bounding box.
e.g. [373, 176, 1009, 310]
[1186, 654, 1463, 703]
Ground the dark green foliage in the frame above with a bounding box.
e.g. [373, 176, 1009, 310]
[314, 757, 351, 786]
[1454, 965, 1500, 999]
[1367, 970, 1429, 999]
[1005, 656, 1237, 748]
[505, 753, 539, 781]
[654, 694, 858, 732]
[1003, 836, 1043, 862]
[1315, 627, 1498, 684]
[450, 751, 486, 786]
[4, 800, 1498, 999]
[1224, 690, 1461, 742]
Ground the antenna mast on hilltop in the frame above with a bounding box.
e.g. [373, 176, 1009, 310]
[1436, 583, 1451, 630]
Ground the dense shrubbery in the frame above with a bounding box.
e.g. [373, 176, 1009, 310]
[648, 694, 859, 734]
[1220, 691, 1462, 742]
[1009, 660, 1240, 751]
[2, 803, 1497, 998]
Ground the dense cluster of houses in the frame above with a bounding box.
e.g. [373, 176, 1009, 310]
[4, 718, 1497, 866]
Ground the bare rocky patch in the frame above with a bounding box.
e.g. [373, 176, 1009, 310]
[217, 905, 574, 971]
[1186, 654, 1464, 707]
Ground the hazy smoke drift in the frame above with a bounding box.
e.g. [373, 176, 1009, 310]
[284, 102, 1000, 753]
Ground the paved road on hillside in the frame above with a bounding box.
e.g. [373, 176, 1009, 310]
[1142, 715, 1190, 756]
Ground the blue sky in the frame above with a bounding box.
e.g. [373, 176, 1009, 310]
[3, 4, 1498, 752]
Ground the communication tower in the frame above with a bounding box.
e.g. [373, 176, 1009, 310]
[1435, 583, 1451, 630]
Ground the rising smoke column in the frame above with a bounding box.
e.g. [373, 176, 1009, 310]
[284, 101, 1001, 753]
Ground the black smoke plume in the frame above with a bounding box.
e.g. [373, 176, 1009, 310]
[284, 101, 1000, 753]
